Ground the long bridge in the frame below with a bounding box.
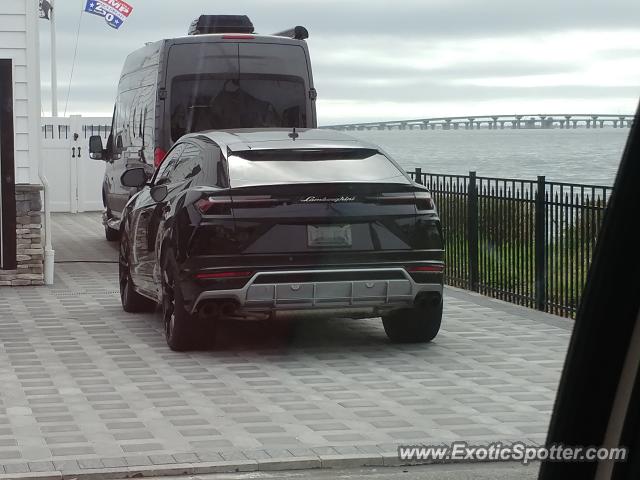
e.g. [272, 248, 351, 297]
[322, 114, 636, 131]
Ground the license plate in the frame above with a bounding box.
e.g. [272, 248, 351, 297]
[307, 224, 352, 248]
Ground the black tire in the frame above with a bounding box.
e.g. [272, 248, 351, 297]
[105, 224, 120, 241]
[161, 252, 214, 351]
[382, 299, 443, 343]
[104, 207, 120, 241]
[270, 318, 297, 345]
[119, 232, 156, 313]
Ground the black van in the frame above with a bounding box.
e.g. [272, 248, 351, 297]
[89, 15, 318, 240]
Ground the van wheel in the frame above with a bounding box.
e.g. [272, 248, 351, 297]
[105, 208, 120, 241]
[106, 224, 120, 241]
[382, 299, 443, 343]
[119, 233, 156, 313]
[161, 252, 213, 351]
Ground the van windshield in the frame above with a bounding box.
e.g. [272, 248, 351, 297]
[170, 74, 307, 141]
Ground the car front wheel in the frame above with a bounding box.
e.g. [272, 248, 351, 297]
[382, 297, 443, 343]
[161, 252, 214, 351]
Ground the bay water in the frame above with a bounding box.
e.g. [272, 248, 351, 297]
[349, 128, 630, 186]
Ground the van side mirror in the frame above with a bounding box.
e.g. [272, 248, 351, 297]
[121, 168, 148, 188]
[89, 135, 104, 160]
[105, 133, 121, 161]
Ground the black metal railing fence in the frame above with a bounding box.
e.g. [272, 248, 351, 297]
[408, 168, 612, 318]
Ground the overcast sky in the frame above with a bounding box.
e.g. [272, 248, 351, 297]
[39, 0, 640, 124]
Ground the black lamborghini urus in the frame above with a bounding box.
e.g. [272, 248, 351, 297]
[117, 128, 444, 351]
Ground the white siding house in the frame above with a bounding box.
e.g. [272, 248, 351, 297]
[0, 0, 41, 184]
[0, 0, 47, 285]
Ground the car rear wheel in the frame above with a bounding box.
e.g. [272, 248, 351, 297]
[119, 233, 156, 313]
[161, 252, 215, 351]
[382, 298, 443, 343]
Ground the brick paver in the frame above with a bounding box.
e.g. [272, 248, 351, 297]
[0, 213, 572, 476]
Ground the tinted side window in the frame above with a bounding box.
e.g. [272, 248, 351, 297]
[155, 144, 185, 182]
[168, 143, 202, 184]
[212, 148, 227, 188]
[196, 144, 227, 188]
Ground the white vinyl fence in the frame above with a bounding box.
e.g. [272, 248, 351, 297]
[42, 115, 111, 212]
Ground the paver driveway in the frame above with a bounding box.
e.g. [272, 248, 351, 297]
[0, 213, 572, 476]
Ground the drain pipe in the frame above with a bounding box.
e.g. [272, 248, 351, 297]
[28, 0, 55, 284]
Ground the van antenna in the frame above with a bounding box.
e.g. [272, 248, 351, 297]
[289, 127, 299, 141]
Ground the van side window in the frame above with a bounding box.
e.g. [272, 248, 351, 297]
[132, 107, 137, 138]
[154, 144, 185, 184]
[113, 102, 123, 153]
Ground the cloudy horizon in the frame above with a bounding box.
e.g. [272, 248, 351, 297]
[38, 0, 640, 124]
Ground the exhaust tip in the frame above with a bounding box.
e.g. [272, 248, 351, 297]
[220, 301, 238, 317]
[415, 291, 442, 309]
[198, 302, 220, 320]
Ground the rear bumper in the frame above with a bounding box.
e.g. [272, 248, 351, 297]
[185, 265, 443, 316]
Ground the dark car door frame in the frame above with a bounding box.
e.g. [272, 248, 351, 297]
[538, 105, 640, 479]
[128, 143, 185, 294]
[149, 140, 205, 273]
[130, 140, 204, 296]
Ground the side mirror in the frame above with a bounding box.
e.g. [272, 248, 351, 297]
[150, 185, 168, 202]
[121, 168, 148, 188]
[89, 135, 104, 160]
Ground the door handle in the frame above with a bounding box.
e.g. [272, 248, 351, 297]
[72, 147, 76, 158]
[77, 147, 82, 158]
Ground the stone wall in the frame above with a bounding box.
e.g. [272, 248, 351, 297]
[0, 185, 44, 286]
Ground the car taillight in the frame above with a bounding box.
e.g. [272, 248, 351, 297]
[195, 195, 286, 214]
[232, 195, 286, 208]
[365, 192, 435, 210]
[195, 196, 233, 215]
[154, 148, 167, 168]
[195, 271, 253, 280]
[407, 264, 445, 273]
[415, 192, 435, 211]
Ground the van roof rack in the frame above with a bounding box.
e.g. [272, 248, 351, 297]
[188, 15, 254, 35]
[272, 26, 309, 40]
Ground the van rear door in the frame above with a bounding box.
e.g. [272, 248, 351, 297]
[164, 42, 239, 145]
[238, 42, 315, 127]
[164, 39, 316, 148]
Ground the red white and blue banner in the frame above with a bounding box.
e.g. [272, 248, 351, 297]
[84, 0, 133, 30]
